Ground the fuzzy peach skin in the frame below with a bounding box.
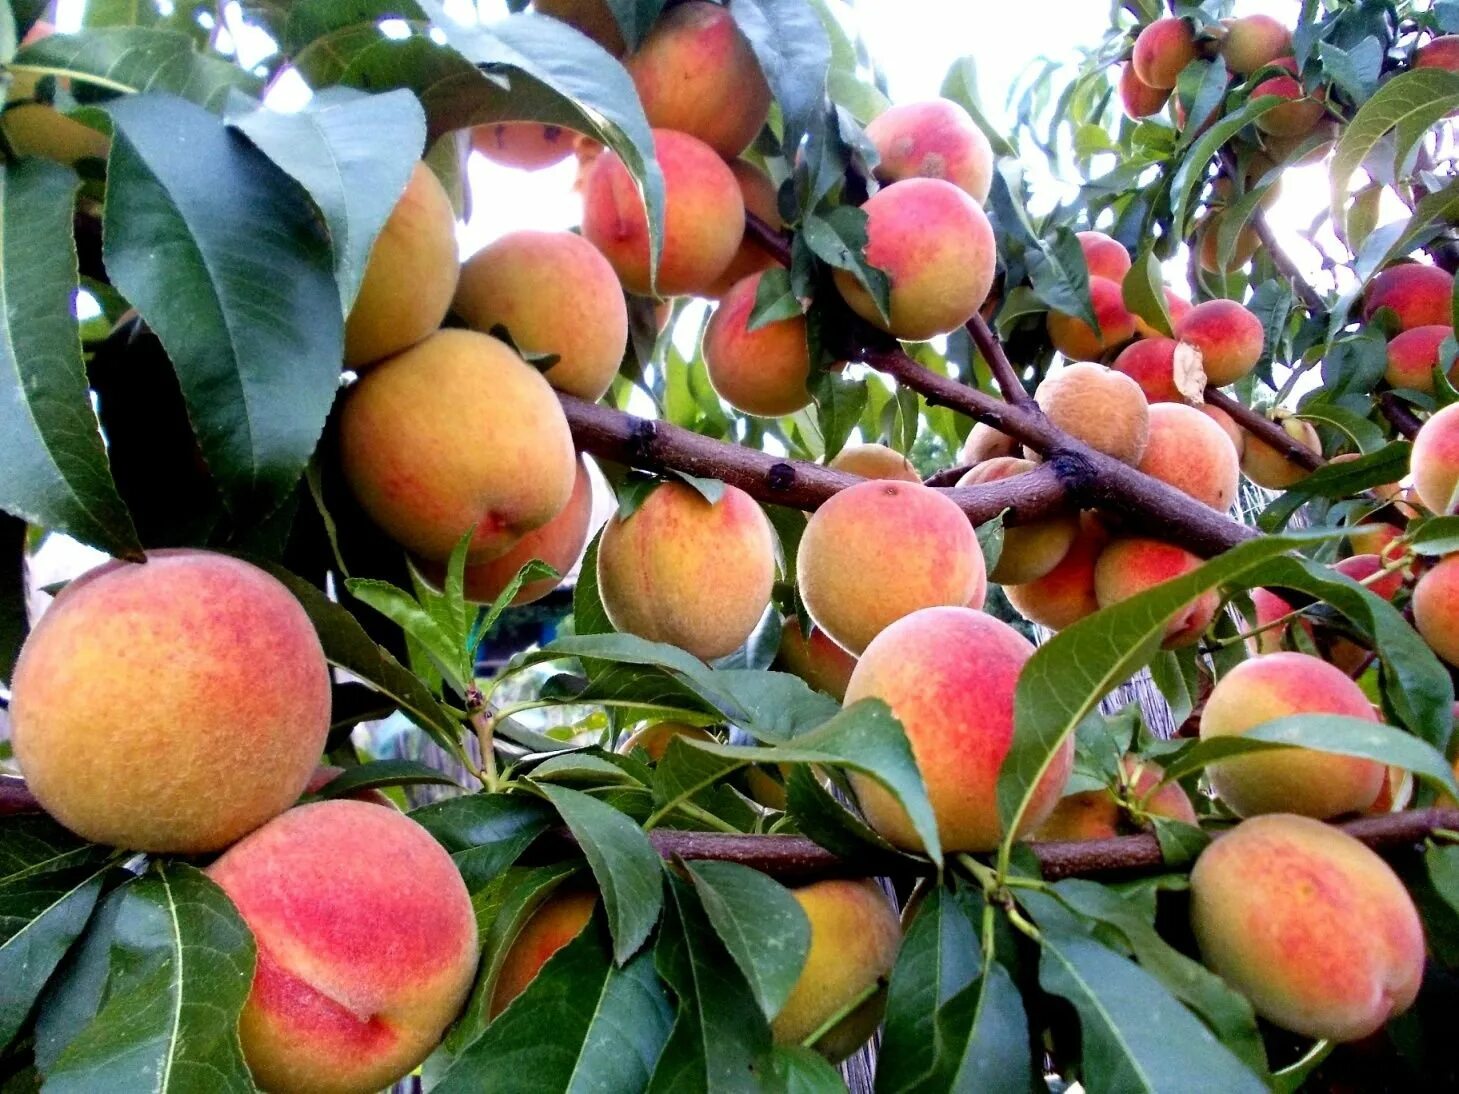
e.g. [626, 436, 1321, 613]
[1034, 755, 1196, 841]
[1119, 63, 1172, 118]
[207, 802, 478, 1094]
[960, 421, 1019, 465]
[534, 0, 625, 54]
[598, 481, 776, 660]
[832, 177, 996, 341]
[702, 271, 814, 416]
[828, 443, 921, 481]
[1189, 813, 1424, 1042]
[846, 606, 1072, 852]
[1414, 554, 1459, 667]
[1034, 363, 1151, 465]
[1221, 14, 1293, 74]
[1094, 538, 1220, 649]
[1046, 276, 1137, 362]
[1384, 325, 1453, 392]
[1201, 402, 1246, 457]
[706, 160, 783, 297]
[1005, 512, 1110, 631]
[1174, 298, 1264, 386]
[864, 98, 995, 204]
[1076, 231, 1132, 282]
[1411, 401, 1459, 513]
[1416, 34, 1459, 71]
[774, 616, 858, 701]
[958, 459, 1078, 584]
[1364, 264, 1456, 331]
[772, 880, 901, 1062]
[1132, 16, 1197, 89]
[582, 128, 745, 297]
[1253, 57, 1327, 138]
[344, 163, 457, 368]
[339, 329, 577, 563]
[1112, 337, 1186, 403]
[12, 551, 329, 853]
[470, 122, 575, 169]
[1200, 652, 1385, 818]
[798, 480, 986, 655]
[1137, 403, 1240, 511]
[1241, 416, 1321, 491]
[618, 721, 715, 762]
[490, 889, 598, 1018]
[626, 1, 770, 157]
[454, 230, 628, 402]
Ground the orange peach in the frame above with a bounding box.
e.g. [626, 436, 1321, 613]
[1200, 652, 1385, 818]
[1094, 538, 1220, 648]
[1034, 755, 1197, 840]
[1253, 58, 1328, 138]
[1241, 416, 1321, 490]
[1364, 264, 1455, 331]
[1409, 401, 1459, 513]
[1243, 586, 1306, 655]
[1119, 63, 1172, 118]
[798, 480, 986, 654]
[702, 271, 813, 416]
[1174, 298, 1265, 386]
[1133, 17, 1198, 89]
[1046, 276, 1138, 362]
[1077, 231, 1132, 282]
[958, 458, 1078, 583]
[1385, 325, 1453, 392]
[1137, 402, 1240, 511]
[207, 802, 478, 1094]
[1034, 363, 1151, 464]
[845, 606, 1072, 851]
[339, 329, 577, 563]
[598, 481, 776, 660]
[828, 443, 920, 481]
[774, 616, 858, 701]
[1347, 519, 1407, 561]
[706, 160, 783, 297]
[470, 122, 575, 169]
[1112, 336, 1187, 403]
[1201, 402, 1245, 456]
[1189, 813, 1424, 1041]
[1197, 210, 1261, 274]
[0, 102, 109, 165]
[1416, 34, 1459, 72]
[864, 98, 995, 204]
[1414, 554, 1459, 666]
[1220, 14, 1293, 75]
[490, 889, 598, 1017]
[960, 421, 1019, 465]
[533, 0, 625, 54]
[619, 721, 715, 761]
[1005, 512, 1110, 631]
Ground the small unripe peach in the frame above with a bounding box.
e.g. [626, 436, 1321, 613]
[1094, 538, 1219, 648]
[958, 459, 1077, 583]
[471, 122, 575, 169]
[1220, 14, 1293, 75]
[1414, 554, 1459, 667]
[1137, 403, 1240, 511]
[1112, 337, 1187, 403]
[1385, 325, 1453, 392]
[1411, 401, 1459, 513]
[1133, 17, 1198, 90]
[533, 0, 625, 54]
[619, 721, 715, 761]
[702, 272, 813, 416]
[1241, 416, 1321, 490]
[1034, 755, 1197, 841]
[1175, 298, 1265, 386]
[1200, 652, 1385, 818]
[1119, 63, 1172, 118]
[1005, 512, 1110, 631]
[1077, 231, 1132, 282]
[1253, 58, 1328, 138]
[960, 421, 1019, 465]
[828, 443, 920, 482]
[706, 160, 784, 297]
[1190, 814, 1424, 1041]
[1034, 363, 1151, 464]
[1046, 276, 1138, 362]
[864, 99, 995, 204]
[1415, 34, 1459, 72]
[774, 616, 858, 701]
[1364, 264, 1455, 332]
[491, 889, 598, 1017]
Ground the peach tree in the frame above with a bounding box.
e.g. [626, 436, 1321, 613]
[4, 0, 1459, 1091]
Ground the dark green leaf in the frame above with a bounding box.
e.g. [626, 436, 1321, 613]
[1026, 227, 1096, 331]
[410, 792, 554, 892]
[0, 513, 25, 686]
[748, 267, 802, 332]
[770, 1046, 846, 1092]
[729, 0, 831, 157]
[1170, 96, 1284, 234]
[812, 370, 869, 463]
[801, 207, 891, 325]
[1412, 515, 1459, 557]
[1122, 247, 1172, 338]
[927, 958, 1031, 1094]
[306, 758, 460, 800]
[1257, 440, 1411, 531]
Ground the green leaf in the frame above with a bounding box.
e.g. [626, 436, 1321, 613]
[410, 792, 555, 892]
[812, 370, 869, 463]
[1257, 440, 1411, 531]
[38, 864, 256, 1094]
[801, 206, 891, 324]
[684, 862, 810, 1022]
[1316, 36, 1382, 105]
[770, 1046, 847, 1092]
[1169, 96, 1284, 235]
[103, 94, 343, 520]
[227, 87, 426, 313]
[1026, 226, 1097, 331]
[1354, 177, 1459, 283]
[1122, 247, 1173, 338]
[940, 55, 1016, 157]
[1411, 515, 1459, 556]
[305, 758, 461, 800]
[1214, 184, 1277, 276]
[729, 0, 831, 157]
[748, 267, 802, 332]
[926, 958, 1031, 1093]
[0, 160, 141, 559]
[345, 576, 468, 693]
[538, 785, 663, 964]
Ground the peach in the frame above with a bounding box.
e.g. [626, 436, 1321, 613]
[864, 98, 995, 204]
[454, 230, 628, 402]
[1347, 519, 1406, 561]
[958, 458, 1078, 583]
[1253, 58, 1328, 138]
[1364, 264, 1455, 331]
[1243, 586, 1308, 656]
[470, 122, 575, 169]
[1259, 118, 1340, 166]
[0, 102, 109, 166]
[828, 443, 921, 482]
[597, 481, 776, 660]
[533, 0, 625, 54]
[5, 19, 54, 102]
[960, 421, 1019, 465]
[773, 616, 858, 701]
[1189, 814, 1424, 1041]
[832, 177, 996, 341]
[1132, 17, 1198, 90]
[1221, 14, 1293, 75]
[13, 550, 328, 854]
[702, 271, 813, 416]
[1366, 765, 1413, 814]
[339, 329, 577, 563]
[627, 1, 770, 157]
[798, 480, 986, 654]
[1034, 755, 1197, 841]
[1077, 231, 1132, 282]
[1411, 401, 1459, 513]
[207, 802, 478, 1094]
[1174, 298, 1265, 386]
[1046, 276, 1138, 362]
[1201, 402, 1245, 456]
[1241, 416, 1321, 490]
[1137, 403, 1240, 511]
[1005, 512, 1110, 631]
[582, 128, 745, 296]
[1131, 287, 1193, 339]
[706, 160, 783, 298]
[1197, 210, 1260, 274]
[1385, 325, 1453, 392]
[1112, 336, 1187, 403]
[1119, 63, 1172, 118]
[344, 163, 458, 368]
[1033, 363, 1150, 464]
[1414, 554, 1459, 666]
[845, 606, 1071, 851]
[618, 721, 715, 761]
[1200, 652, 1385, 818]
[490, 889, 598, 1017]
[1325, 554, 1404, 674]
[772, 880, 901, 1061]
[1094, 538, 1220, 648]
[1415, 34, 1459, 71]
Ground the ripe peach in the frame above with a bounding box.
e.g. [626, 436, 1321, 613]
[1005, 512, 1110, 631]
[1094, 538, 1220, 648]
[960, 421, 1019, 465]
[0, 103, 109, 165]
[1174, 298, 1265, 386]
[1137, 403, 1240, 511]
[1189, 813, 1424, 1041]
[1347, 519, 1406, 560]
[1130, 287, 1193, 339]
[1243, 586, 1306, 656]
[1325, 554, 1405, 674]
[1411, 402, 1459, 513]
[626, 1, 771, 157]
[828, 443, 920, 481]
[772, 880, 901, 1061]
[958, 458, 1078, 583]
[702, 271, 813, 416]
[1415, 34, 1459, 72]
[1364, 264, 1455, 332]
[1200, 652, 1385, 818]
[1119, 63, 1172, 118]
[833, 177, 996, 341]
[1112, 337, 1186, 403]
[1384, 325, 1453, 392]
[706, 160, 783, 297]
[774, 616, 858, 701]
[619, 721, 715, 761]
[1201, 402, 1246, 456]
[1197, 210, 1261, 273]
[598, 481, 776, 660]
[454, 230, 628, 402]
[1133, 17, 1198, 90]
[533, 0, 625, 54]
[207, 802, 478, 1094]
[1221, 14, 1293, 75]
[845, 606, 1072, 851]
[798, 480, 986, 654]
[344, 163, 458, 368]
[1033, 363, 1151, 464]
[1414, 554, 1459, 666]
[490, 889, 598, 1017]
[1046, 276, 1138, 362]
[864, 98, 995, 204]
[1253, 58, 1328, 138]
[1034, 755, 1197, 840]
[1241, 416, 1321, 490]
[581, 128, 745, 296]
[11, 551, 330, 853]
[339, 329, 577, 563]
[470, 122, 575, 169]
[1077, 231, 1132, 282]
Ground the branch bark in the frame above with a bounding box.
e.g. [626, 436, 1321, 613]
[1251, 208, 1326, 315]
[1380, 391, 1424, 441]
[966, 312, 1035, 407]
[1203, 386, 1325, 472]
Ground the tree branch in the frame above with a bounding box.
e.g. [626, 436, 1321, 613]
[966, 312, 1035, 407]
[1252, 208, 1326, 315]
[743, 211, 792, 267]
[1203, 386, 1325, 472]
[1380, 391, 1424, 441]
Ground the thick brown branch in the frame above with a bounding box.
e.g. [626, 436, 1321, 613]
[0, 775, 40, 818]
[1252, 208, 1326, 315]
[1203, 386, 1325, 472]
[1380, 391, 1424, 441]
[966, 313, 1035, 407]
[743, 211, 793, 267]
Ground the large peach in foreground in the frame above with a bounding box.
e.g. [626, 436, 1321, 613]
[1133, 17, 1197, 90]
[1363, 264, 1454, 332]
[1034, 363, 1150, 465]
[1174, 298, 1264, 386]
[1137, 402, 1240, 511]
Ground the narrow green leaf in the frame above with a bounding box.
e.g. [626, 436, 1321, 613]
[410, 792, 555, 892]
[748, 267, 801, 333]
[1170, 96, 1284, 235]
[1411, 515, 1459, 557]
[729, 0, 830, 157]
[345, 576, 467, 693]
[1122, 247, 1172, 338]
[305, 758, 461, 801]
[1257, 441, 1411, 531]
[1026, 226, 1097, 331]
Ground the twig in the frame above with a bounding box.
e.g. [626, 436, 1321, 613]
[743, 211, 793, 267]
[0, 775, 40, 817]
[1252, 208, 1326, 314]
[966, 313, 1035, 407]
[1204, 386, 1325, 471]
[1379, 391, 1424, 440]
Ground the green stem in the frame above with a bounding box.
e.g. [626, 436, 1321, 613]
[1005, 903, 1042, 942]
[800, 980, 882, 1051]
[645, 799, 742, 834]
